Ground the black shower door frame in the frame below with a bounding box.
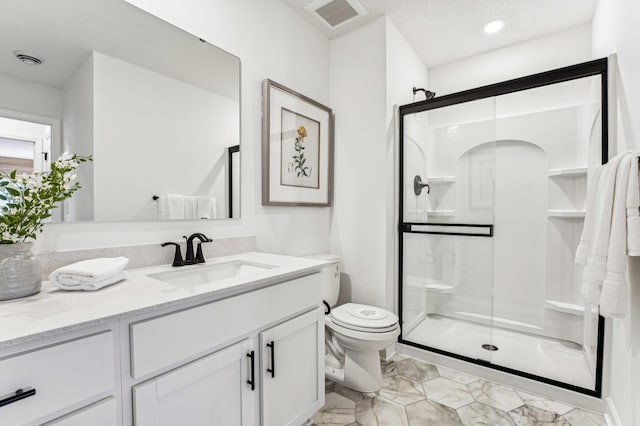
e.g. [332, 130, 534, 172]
[397, 58, 608, 397]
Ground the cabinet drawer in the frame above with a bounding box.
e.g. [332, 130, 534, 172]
[131, 272, 322, 378]
[0, 332, 115, 426]
[44, 397, 117, 426]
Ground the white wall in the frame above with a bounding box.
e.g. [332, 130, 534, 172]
[0, 74, 62, 119]
[385, 20, 430, 311]
[330, 18, 387, 307]
[330, 17, 428, 309]
[33, 0, 331, 256]
[429, 24, 592, 95]
[62, 54, 94, 221]
[592, 0, 640, 424]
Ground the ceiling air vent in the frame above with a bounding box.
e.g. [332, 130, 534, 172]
[13, 50, 44, 66]
[306, 0, 368, 28]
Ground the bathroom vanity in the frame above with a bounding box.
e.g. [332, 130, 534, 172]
[0, 252, 326, 426]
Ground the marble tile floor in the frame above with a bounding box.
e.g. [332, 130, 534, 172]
[311, 355, 606, 426]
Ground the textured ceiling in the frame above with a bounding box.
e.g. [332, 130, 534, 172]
[282, 0, 598, 67]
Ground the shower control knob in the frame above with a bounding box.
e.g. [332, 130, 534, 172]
[414, 175, 430, 196]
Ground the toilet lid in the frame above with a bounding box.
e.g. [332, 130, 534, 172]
[330, 303, 398, 331]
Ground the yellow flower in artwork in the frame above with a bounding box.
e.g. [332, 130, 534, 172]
[297, 125, 308, 139]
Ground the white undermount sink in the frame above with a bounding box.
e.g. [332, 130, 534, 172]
[147, 260, 277, 286]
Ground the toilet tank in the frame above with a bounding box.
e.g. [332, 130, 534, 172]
[304, 254, 340, 307]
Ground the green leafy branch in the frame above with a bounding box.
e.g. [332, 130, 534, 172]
[0, 153, 92, 244]
[293, 137, 309, 178]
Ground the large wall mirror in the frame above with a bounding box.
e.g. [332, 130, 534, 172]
[0, 0, 241, 221]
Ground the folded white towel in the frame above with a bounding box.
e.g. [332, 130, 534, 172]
[50, 257, 129, 291]
[196, 196, 217, 219]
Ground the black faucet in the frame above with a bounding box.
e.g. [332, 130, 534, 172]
[183, 233, 213, 265]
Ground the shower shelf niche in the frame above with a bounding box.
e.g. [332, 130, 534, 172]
[547, 209, 586, 218]
[425, 283, 454, 293]
[405, 277, 454, 294]
[427, 210, 455, 217]
[545, 300, 585, 316]
[547, 167, 587, 178]
[427, 176, 456, 183]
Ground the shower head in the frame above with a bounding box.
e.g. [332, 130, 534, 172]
[412, 87, 436, 100]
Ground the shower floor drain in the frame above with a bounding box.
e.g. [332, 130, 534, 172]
[482, 344, 499, 351]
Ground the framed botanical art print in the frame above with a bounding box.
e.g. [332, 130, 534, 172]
[262, 79, 333, 206]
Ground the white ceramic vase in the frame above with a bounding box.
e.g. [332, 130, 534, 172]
[0, 242, 42, 301]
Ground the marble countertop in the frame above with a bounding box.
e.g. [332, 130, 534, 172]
[0, 252, 327, 349]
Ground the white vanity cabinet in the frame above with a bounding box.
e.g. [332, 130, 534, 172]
[128, 271, 325, 426]
[261, 309, 324, 426]
[133, 306, 324, 426]
[0, 331, 117, 426]
[0, 253, 326, 426]
[133, 339, 257, 426]
[44, 397, 118, 426]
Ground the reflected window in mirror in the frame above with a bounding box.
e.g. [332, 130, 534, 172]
[0, 116, 51, 175]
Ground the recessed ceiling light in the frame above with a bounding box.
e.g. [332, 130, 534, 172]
[484, 19, 504, 34]
[13, 50, 45, 66]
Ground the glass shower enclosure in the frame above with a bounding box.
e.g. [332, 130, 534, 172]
[398, 59, 608, 395]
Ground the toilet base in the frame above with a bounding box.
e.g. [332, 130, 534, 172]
[344, 349, 384, 393]
[325, 350, 384, 393]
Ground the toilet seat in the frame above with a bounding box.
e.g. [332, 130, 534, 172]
[330, 303, 399, 333]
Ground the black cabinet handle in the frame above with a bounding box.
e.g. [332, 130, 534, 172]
[0, 387, 36, 408]
[266, 341, 275, 378]
[246, 351, 255, 391]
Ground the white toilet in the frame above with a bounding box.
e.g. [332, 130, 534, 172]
[307, 254, 400, 393]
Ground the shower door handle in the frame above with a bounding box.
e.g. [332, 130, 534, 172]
[402, 222, 493, 237]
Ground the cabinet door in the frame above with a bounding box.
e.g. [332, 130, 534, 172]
[260, 308, 324, 426]
[133, 339, 257, 426]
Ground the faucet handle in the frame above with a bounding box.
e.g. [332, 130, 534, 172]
[195, 243, 205, 264]
[161, 242, 184, 267]
[195, 236, 213, 263]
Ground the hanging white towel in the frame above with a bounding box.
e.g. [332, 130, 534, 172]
[575, 167, 603, 264]
[599, 154, 632, 316]
[581, 152, 628, 302]
[578, 150, 640, 317]
[196, 196, 217, 219]
[158, 195, 170, 220]
[50, 257, 129, 291]
[158, 194, 187, 220]
[184, 195, 198, 220]
[626, 154, 640, 255]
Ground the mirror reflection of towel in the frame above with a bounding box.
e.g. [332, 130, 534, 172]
[158, 194, 187, 220]
[197, 196, 217, 219]
[158, 194, 216, 219]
